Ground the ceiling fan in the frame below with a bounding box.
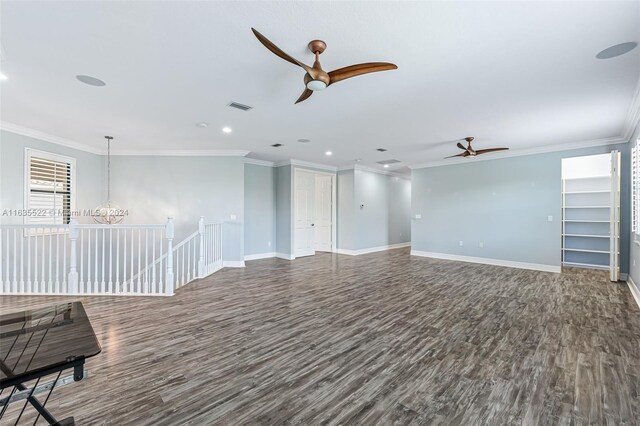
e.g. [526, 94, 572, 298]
[251, 28, 398, 104]
[446, 137, 509, 158]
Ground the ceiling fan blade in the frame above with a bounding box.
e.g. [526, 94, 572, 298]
[475, 148, 510, 155]
[456, 142, 466, 150]
[445, 153, 466, 158]
[295, 88, 313, 104]
[251, 28, 317, 78]
[328, 62, 397, 86]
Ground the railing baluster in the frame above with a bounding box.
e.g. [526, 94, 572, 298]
[116, 229, 120, 294]
[108, 228, 113, 294]
[12, 229, 17, 293]
[63, 230, 67, 292]
[26, 231, 31, 293]
[122, 229, 131, 293]
[80, 229, 85, 293]
[152, 229, 157, 294]
[136, 229, 141, 293]
[68, 220, 78, 294]
[19, 230, 24, 293]
[144, 229, 149, 294]
[55, 233, 60, 293]
[41, 233, 45, 293]
[101, 228, 106, 293]
[94, 228, 99, 292]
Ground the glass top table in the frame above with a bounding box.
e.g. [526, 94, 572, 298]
[0, 302, 101, 425]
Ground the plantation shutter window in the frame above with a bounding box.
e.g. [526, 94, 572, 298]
[633, 140, 639, 235]
[25, 150, 76, 225]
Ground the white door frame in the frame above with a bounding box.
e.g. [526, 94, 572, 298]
[610, 150, 621, 281]
[291, 168, 337, 259]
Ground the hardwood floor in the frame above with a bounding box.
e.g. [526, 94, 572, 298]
[1, 247, 640, 425]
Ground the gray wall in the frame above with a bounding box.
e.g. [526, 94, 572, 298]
[0, 130, 103, 224]
[337, 168, 412, 251]
[337, 170, 356, 250]
[275, 165, 291, 256]
[244, 163, 276, 256]
[411, 143, 630, 272]
[108, 155, 245, 261]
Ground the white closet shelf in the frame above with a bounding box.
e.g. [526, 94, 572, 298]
[562, 206, 609, 209]
[563, 190, 610, 194]
[562, 248, 612, 254]
[562, 261, 609, 270]
[562, 176, 610, 180]
[563, 220, 610, 223]
[562, 234, 609, 238]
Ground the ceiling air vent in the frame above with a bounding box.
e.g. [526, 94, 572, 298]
[227, 102, 253, 111]
[376, 148, 388, 152]
[377, 159, 401, 165]
[271, 143, 283, 148]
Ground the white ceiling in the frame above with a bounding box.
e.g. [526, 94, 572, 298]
[1, 1, 639, 172]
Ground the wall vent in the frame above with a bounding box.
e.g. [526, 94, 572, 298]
[227, 102, 253, 111]
[376, 148, 388, 152]
[271, 143, 283, 148]
[377, 159, 401, 165]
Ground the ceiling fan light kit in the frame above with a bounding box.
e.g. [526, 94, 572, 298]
[251, 28, 397, 103]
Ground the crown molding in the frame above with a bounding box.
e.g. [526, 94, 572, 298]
[110, 150, 249, 157]
[1, 121, 103, 154]
[244, 158, 276, 167]
[0, 122, 249, 157]
[338, 163, 410, 179]
[275, 159, 337, 172]
[623, 76, 640, 142]
[409, 135, 628, 170]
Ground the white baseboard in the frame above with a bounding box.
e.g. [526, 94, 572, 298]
[336, 242, 411, 256]
[628, 276, 640, 310]
[410, 250, 561, 273]
[276, 252, 295, 260]
[222, 261, 245, 268]
[244, 252, 276, 261]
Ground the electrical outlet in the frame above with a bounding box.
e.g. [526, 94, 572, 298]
[459, 241, 464, 247]
[230, 214, 237, 220]
[479, 242, 484, 248]
[268, 241, 271, 247]
[415, 214, 422, 219]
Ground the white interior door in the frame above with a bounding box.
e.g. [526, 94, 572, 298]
[294, 171, 315, 257]
[610, 150, 621, 281]
[314, 175, 332, 252]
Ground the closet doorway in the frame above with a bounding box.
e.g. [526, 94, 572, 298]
[561, 151, 620, 281]
[293, 169, 336, 258]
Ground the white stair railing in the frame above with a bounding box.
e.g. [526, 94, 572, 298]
[0, 216, 223, 296]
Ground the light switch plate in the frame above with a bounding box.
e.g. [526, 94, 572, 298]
[415, 214, 422, 219]
[459, 241, 464, 247]
[547, 215, 553, 222]
[230, 214, 237, 220]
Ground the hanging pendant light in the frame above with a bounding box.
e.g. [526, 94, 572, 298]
[94, 136, 125, 224]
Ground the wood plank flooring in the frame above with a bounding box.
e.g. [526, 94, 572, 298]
[1, 247, 640, 425]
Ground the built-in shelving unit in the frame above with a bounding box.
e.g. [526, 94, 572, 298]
[561, 175, 612, 270]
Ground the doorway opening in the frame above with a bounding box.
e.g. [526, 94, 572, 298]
[561, 151, 620, 280]
[293, 169, 336, 258]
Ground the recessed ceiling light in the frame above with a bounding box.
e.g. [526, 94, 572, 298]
[297, 138, 311, 143]
[0, 73, 7, 81]
[222, 126, 232, 134]
[384, 164, 389, 168]
[196, 122, 209, 128]
[596, 42, 638, 59]
[76, 75, 106, 86]
[325, 151, 332, 156]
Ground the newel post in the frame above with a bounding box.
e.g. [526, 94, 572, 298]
[197, 216, 205, 278]
[165, 217, 175, 295]
[68, 219, 79, 294]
